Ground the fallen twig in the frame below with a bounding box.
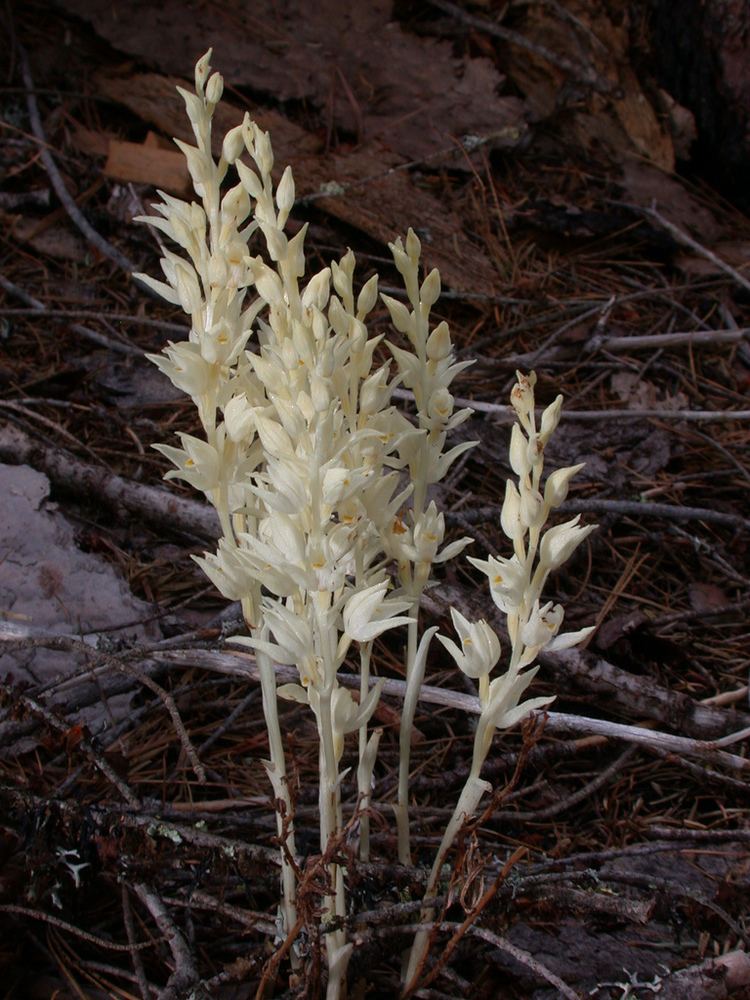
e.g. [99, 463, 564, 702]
[131, 882, 207, 1000]
[428, 0, 610, 95]
[450, 498, 750, 531]
[17, 44, 138, 276]
[0, 682, 142, 808]
[636, 202, 750, 296]
[4, 623, 748, 769]
[143, 646, 750, 773]
[0, 422, 219, 541]
[0, 272, 145, 357]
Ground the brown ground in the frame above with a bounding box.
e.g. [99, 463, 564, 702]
[1, 2, 749, 998]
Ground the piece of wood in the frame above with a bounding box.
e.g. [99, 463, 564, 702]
[104, 137, 191, 196]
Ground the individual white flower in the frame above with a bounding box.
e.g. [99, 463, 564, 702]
[154, 432, 221, 493]
[539, 515, 596, 572]
[342, 582, 413, 642]
[438, 609, 501, 679]
[322, 466, 374, 507]
[468, 553, 527, 614]
[193, 540, 255, 602]
[263, 601, 314, 665]
[520, 600, 564, 649]
[474, 665, 554, 762]
[146, 341, 215, 398]
[510, 370, 536, 429]
[329, 685, 382, 762]
[223, 393, 255, 443]
[412, 502, 445, 563]
[427, 387, 454, 424]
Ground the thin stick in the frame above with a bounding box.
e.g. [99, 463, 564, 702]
[132, 882, 202, 999]
[0, 306, 188, 334]
[360, 921, 579, 1000]
[589, 326, 750, 352]
[393, 388, 750, 422]
[122, 884, 152, 1000]
[146, 648, 750, 773]
[0, 904, 159, 952]
[428, 0, 609, 95]
[0, 275, 144, 358]
[2, 685, 142, 808]
[450, 498, 750, 530]
[18, 45, 137, 276]
[638, 202, 750, 295]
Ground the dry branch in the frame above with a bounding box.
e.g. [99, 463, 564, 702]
[0, 422, 219, 541]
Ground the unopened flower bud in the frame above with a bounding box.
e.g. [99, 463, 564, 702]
[194, 50, 212, 95]
[519, 483, 544, 529]
[511, 370, 537, 423]
[381, 294, 412, 335]
[301, 269, 331, 312]
[252, 125, 274, 176]
[405, 227, 421, 261]
[500, 479, 522, 541]
[420, 268, 441, 308]
[509, 423, 528, 477]
[235, 159, 263, 200]
[275, 165, 295, 223]
[426, 321, 452, 361]
[222, 124, 245, 164]
[224, 393, 255, 443]
[356, 274, 379, 318]
[544, 463, 584, 509]
[540, 394, 563, 443]
[205, 71, 224, 105]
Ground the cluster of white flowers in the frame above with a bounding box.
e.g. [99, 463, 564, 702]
[404, 371, 596, 987]
[142, 52, 596, 999]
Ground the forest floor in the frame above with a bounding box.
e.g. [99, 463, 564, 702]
[1, 2, 749, 998]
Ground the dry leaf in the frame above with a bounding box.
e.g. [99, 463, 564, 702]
[104, 138, 191, 196]
[689, 582, 729, 612]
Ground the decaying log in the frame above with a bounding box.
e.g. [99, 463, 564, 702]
[0, 422, 219, 541]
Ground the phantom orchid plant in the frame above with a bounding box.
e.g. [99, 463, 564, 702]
[139, 50, 596, 1000]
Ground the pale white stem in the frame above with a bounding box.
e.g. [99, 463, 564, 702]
[247, 611, 298, 962]
[357, 641, 374, 860]
[317, 688, 350, 1000]
[403, 774, 491, 990]
[357, 727, 382, 863]
[396, 627, 438, 865]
